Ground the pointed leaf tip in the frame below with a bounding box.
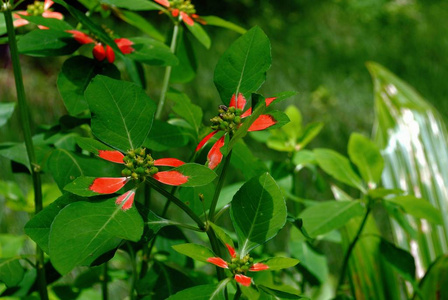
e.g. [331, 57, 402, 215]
[153, 171, 188, 186]
[154, 158, 185, 167]
[234, 274, 252, 286]
[226, 243, 237, 258]
[247, 114, 276, 131]
[98, 150, 125, 164]
[116, 190, 136, 210]
[196, 130, 219, 152]
[249, 262, 269, 271]
[90, 177, 128, 194]
[207, 257, 229, 269]
[208, 135, 226, 169]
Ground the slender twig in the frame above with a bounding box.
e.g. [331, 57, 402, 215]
[2, 5, 48, 300]
[101, 263, 108, 300]
[234, 284, 242, 300]
[209, 152, 232, 222]
[127, 243, 138, 300]
[155, 22, 180, 119]
[206, 227, 226, 281]
[336, 206, 372, 294]
[139, 184, 151, 279]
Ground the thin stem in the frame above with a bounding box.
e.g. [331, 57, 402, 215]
[101, 263, 108, 300]
[127, 243, 137, 300]
[3, 6, 48, 300]
[336, 206, 372, 295]
[146, 178, 205, 230]
[139, 184, 151, 279]
[155, 22, 180, 119]
[234, 284, 242, 300]
[209, 152, 232, 222]
[206, 227, 226, 281]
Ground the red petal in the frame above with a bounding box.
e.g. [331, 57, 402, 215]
[98, 150, 124, 164]
[207, 257, 228, 269]
[42, 11, 63, 20]
[154, 0, 170, 7]
[241, 108, 252, 118]
[229, 93, 246, 110]
[153, 171, 188, 186]
[196, 130, 218, 152]
[154, 158, 185, 167]
[105, 45, 115, 63]
[13, 18, 29, 27]
[116, 190, 136, 210]
[171, 8, 179, 17]
[226, 244, 237, 258]
[44, 0, 54, 10]
[207, 136, 225, 170]
[90, 177, 128, 194]
[66, 30, 95, 44]
[249, 263, 269, 272]
[247, 114, 276, 132]
[265, 97, 276, 107]
[115, 38, 134, 54]
[234, 274, 252, 286]
[37, 25, 50, 30]
[93, 44, 106, 61]
[181, 12, 194, 26]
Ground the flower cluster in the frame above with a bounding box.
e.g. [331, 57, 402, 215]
[90, 147, 188, 210]
[207, 244, 269, 286]
[196, 94, 278, 169]
[66, 30, 134, 63]
[13, 0, 63, 28]
[154, 0, 205, 26]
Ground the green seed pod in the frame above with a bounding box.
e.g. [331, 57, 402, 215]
[236, 109, 242, 115]
[231, 258, 238, 263]
[249, 257, 254, 263]
[229, 107, 235, 113]
[149, 167, 159, 176]
[234, 116, 241, 124]
[125, 162, 133, 169]
[131, 172, 139, 180]
[241, 265, 249, 272]
[136, 167, 146, 175]
[121, 169, 132, 177]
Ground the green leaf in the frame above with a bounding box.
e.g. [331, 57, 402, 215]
[171, 243, 215, 263]
[57, 56, 120, 116]
[17, 29, 79, 57]
[145, 211, 171, 239]
[258, 285, 303, 299]
[100, 0, 161, 10]
[297, 122, 323, 150]
[144, 120, 189, 151]
[170, 29, 197, 83]
[382, 201, 417, 239]
[386, 195, 443, 225]
[209, 222, 235, 250]
[0, 258, 24, 287]
[126, 37, 178, 66]
[299, 201, 365, 238]
[168, 89, 203, 136]
[173, 163, 217, 187]
[19, 15, 73, 30]
[76, 137, 117, 155]
[419, 256, 448, 300]
[314, 148, 366, 193]
[230, 173, 287, 256]
[48, 198, 143, 274]
[115, 9, 165, 41]
[0, 141, 51, 172]
[166, 280, 229, 300]
[214, 26, 271, 104]
[84, 75, 156, 151]
[201, 16, 246, 34]
[231, 140, 268, 180]
[25, 193, 84, 253]
[259, 257, 299, 271]
[64, 176, 107, 197]
[281, 105, 302, 142]
[379, 239, 415, 282]
[348, 133, 384, 187]
[186, 22, 211, 49]
[0, 234, 26, 257]
[178, 183, 214, 216]
[0, 102, 15, 127]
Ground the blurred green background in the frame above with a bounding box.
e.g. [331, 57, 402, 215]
[2, 0, 448, 152]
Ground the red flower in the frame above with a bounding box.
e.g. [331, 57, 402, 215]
[13, 0, 63, 28]
[89, 147, 188, 210]
[66, 30, 134, 63]
[196, 94, 278, 169]
[154, 0, 206, 26]
[206, 244, 269, 287]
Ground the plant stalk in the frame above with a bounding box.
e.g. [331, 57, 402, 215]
[101, 263, 108, 300]
[3, 6, 48, 300]
[336, 206, 372, 295]
[209, 152, 232, 222]
[155, 22, 180, 119]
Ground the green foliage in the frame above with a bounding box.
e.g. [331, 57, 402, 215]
[17, 29, 80, 56]
[172, 243, 215, 263]
[0, 103, 15, 128]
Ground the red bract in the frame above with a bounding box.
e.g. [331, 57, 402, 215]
[66, 30, 134, 63]
[154, 0, 206, 26]
[89, 148, 188, 210]
[13, 0, 63, 28]
[196, 93, 278, 169]
[206, 244, 269, 287]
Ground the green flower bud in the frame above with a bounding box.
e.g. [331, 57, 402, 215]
[234, 116, 241, 124]
[149, 167, 159, 176]
[136, 167, 146, 175]
[229, 107, 235, 113]
[236, 109, 242, 115]
[231, 258, 238, 263]
[121, 169, 132, 177]
[131, 172, 139, 180]
[241, 265, 249, 272]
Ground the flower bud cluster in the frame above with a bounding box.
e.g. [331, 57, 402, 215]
[169, 0, 196, 15]
[228, 254, 254, 275]
[210, 105, 242, 135]
[121, 148, 158, 181]
[26, 1, 46, 15]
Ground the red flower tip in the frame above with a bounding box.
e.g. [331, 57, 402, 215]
[90, 177, 128, 194]
[105, 45, 115, 63]
[207, 257, 229, 269]
[247, 114, 276, 132]
[98, 150, 125, 164]
[116, 190, 136, 210]
[265, 97, 276, 107]
[66, 30, 95, 45]
[249, 263, 269, 272]
[229, 93, 246, 111]
[154, 158, 185, 167]
[153, 171, 188, 186]
[241, 107, 252, 118]
[92, 44, 107, 61]
[115, 38, 134, 54]
[181, 11, 194, 26]
[226, 244, 237, 258]
[207, 135, 225, 170]
[154, 0, 170, 7]
[196, 130, 218, 152]
[44, 0, 54, 10]
[171, 8, 179, 17]
[234, 274, 252, 286]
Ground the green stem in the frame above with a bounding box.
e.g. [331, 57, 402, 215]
[146, 178, 205, 230]
[139, 184, 151, 279]
[101, 263, 108, 300]
[155, 22, 180, 119]
[234, 284, 242, 300]
[127, 243, 137, 300]
[209, 152, 232, 222]
[336, 206, 372, 295]
[3, 6, 48, 300]
[206, 227, 226, 281]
